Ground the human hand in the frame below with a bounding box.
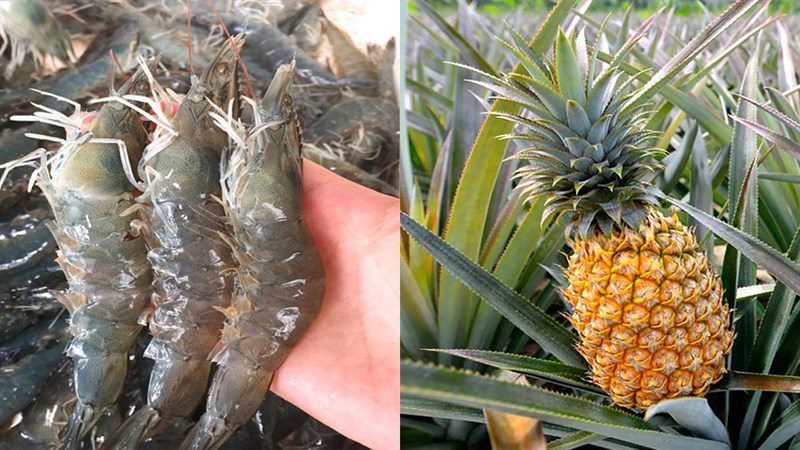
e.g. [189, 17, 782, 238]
[270, 161, 400, 450]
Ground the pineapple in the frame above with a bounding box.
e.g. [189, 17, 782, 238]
[493, 28, 734, 409]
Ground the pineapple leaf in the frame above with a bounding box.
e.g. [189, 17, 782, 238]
[586, 14, 610, 89]
[731, 116, 800, 162]
[749, 226, 800, 373]
[756, 399, 800, 450]
[546, 431, 597, 450]
[414, 0, 495, 77]
[469, 198, 555, 352]
[594, 52, 732, 144]
[736, 283, 775, 301]
[499, 25, 550, 85]
[660, 121, 698, 194]
[680, 14, 778, 90]
[717, 371, 800, 394]
[402, 392, 484, 423]
[644, 398, 729, 445]
[400, 213, 586, 367]
[763, 87, 800, 142]
[729, 46, 761, 382]
[760, 173, 800, 184]
[752, 308, 800, 441]
[740, 226, 800, 448]
[689, 125, 713, 256]
[614, 3, 633, 51]
[430, 348, 603, 394]
[722, 153, 755, 319]
[401, 260, 438, 360]
[555, 28, 586, 104]
[664, 196, 800, 297]
[775, 22, 797, 96]
[517, 217, 568, 299]
[407, 79, 454, 110]
[401, 361, 729, 450]
[620, 0, 760, 116]
[480, 192, 527, 270]
[402, 395, 629, 450]
[565, 100, 591, 136]
[513, 76, 568, 121]
[607, 9, 661, 70]
[433, 0, 578, 363]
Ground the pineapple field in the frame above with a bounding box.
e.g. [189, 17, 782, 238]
[400, 0, 800, 448]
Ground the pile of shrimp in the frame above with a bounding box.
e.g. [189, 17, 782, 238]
[1, 38, 324, 450]
[0, 1, 394, 448]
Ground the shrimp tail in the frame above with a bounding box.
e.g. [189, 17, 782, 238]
[107, 355, 213, 449]
[105, 406, 160, 450]
[179, 359, 273, 450]
[58, 401, 101, 450]
[181, 62, 324, 450]
[59, 348, 128, 449]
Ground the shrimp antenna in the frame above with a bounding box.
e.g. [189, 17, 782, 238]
[109, 49, 128, 84]
[186, 0, 194, 74]
[29, 88, 81, 112]
[90, 95, 174, 136]
[0, 148, 46, 190]
[206, 0, 256, 100]
[108, 52, 115, 94]
[135, 54, 172, 108]
[11, 90, 84, 132]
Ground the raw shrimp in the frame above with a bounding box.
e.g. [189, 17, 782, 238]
[304, 97, 399, 148]
[367, 37, 397, 100]
[321, 15, 379, 81]
[0, 194, 56, 277]
[0, 0, 73, 79]
[0, 316, 68, 427]
[180, 62, 325, 450]
[0, 22, 139, 113]
[302, 146, 399, 196]
[4, 59, 158, 448]
[0, 310, 40, 343]
[0, 257, 63, 308]
[304, 96, 399, 186]
[107, 38, 242, 449]
[0, 362, 73, 449]
[278, 3, 324, 56]
[0, 315, 64, 366]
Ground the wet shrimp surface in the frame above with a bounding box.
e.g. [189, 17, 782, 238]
[0, 1, 394, 449]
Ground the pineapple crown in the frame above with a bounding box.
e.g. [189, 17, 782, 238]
[480, 24, 664, 237]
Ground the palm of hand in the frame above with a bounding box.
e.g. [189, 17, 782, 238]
[270, 162, 400, 450]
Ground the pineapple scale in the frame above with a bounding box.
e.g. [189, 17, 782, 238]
[563, 210, 734, 409]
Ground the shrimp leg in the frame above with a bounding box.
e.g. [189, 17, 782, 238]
[181, 62, 325, 450]
[3, 60, 159, 449]
[107, 38, 243, 450]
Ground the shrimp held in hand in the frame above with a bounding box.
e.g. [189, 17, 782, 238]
[106, 38, 243, 449]
[180, 62, 325, 450]
[3, 59, 158, 449]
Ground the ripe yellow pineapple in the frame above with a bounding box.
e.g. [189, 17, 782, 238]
[564, 211, 733, 408]
[493, 28, 734, 409]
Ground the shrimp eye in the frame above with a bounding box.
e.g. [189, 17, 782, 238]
[215, 63, 229, 75]
[282, 95, 293, 108]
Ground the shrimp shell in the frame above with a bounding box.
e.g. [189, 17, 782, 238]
[107, 37, 243, 450]
[180, 62, 325, 450]
[5, 60, 157, 448]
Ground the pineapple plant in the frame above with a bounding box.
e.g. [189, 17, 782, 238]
[499, 27, 735, 408]
[402, 0, 800, 448]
